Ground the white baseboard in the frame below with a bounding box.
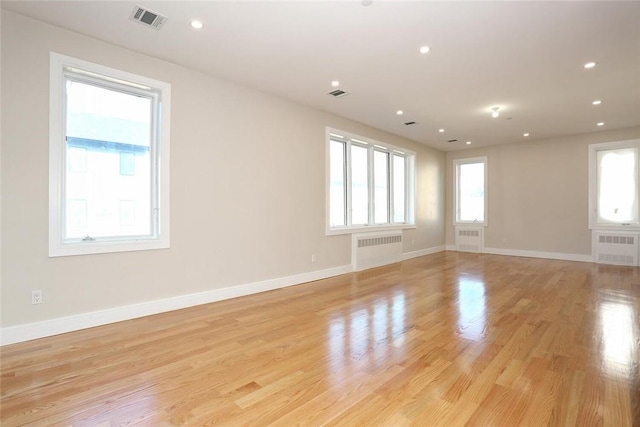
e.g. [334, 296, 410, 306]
[0, 264, 353, 346]
[402, 245, 445, 260]
[482, 247, 593, 263]
[446, 244, 592, 263]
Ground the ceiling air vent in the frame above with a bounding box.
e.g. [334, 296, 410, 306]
[327, 89, 349, 98]
[129, 5, 167, 30]
[403, 121, 417, 126]
[448, 139, 458, 143]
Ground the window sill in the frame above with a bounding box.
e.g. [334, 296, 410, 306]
[49, 237, 169, 257]
[589, 225, 640, 232]
[326, 224, 415, 236]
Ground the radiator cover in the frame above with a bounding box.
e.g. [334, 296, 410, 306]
[352, 231, 403, 271]
[593, 231, 639, 266]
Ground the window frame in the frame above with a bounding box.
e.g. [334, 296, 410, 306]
[454, 156, 488, 226]
[325, 127, 416, 235]
[589, 139, 640, 230]
[49, 52, 171, 257]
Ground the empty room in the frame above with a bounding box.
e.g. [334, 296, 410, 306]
[1, 1, 639, 425]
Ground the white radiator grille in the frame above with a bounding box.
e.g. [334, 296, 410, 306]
[358, 235, 402, 248]
[455, 226, 483, 253]
[593, 231, 638, 266]
[353, 232, 403, 271]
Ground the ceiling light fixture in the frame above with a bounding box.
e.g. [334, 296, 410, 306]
[584, 61, 597, 69]
[190, 20, 203, 29]
[419, 46, 430, 54]
[597, 122, 605, 126]
[331, 81, 340, 87]
[466, 141, 471, 145]
[491, 107, 500, 118]
[396, 110, 404, 115]
[592, 100, 602, 105]
[523, 133, 530, 137]
[438, 128, 445, 133]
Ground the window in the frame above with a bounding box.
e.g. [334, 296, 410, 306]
[589, 139, 640, 229]
[49, 53, 171, 256]
[454, 157, 487, 225]
[326, 128, 415, 234]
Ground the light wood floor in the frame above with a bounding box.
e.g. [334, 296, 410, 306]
[1, 252, 639, 426]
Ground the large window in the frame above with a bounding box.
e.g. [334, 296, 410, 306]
[327, 128, 415, 233]
[454, 157, 487, 225]
[49, 53, 171, 256]
[589, 139, 640, 229]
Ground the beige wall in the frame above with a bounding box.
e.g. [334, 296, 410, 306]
[0, 11, 446, 328]
[446, 126, 640, 255]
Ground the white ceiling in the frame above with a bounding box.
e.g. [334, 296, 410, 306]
[3, 1, 640, 151]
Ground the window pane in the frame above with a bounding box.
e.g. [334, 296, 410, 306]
[329, 140, 346, 227]
[393, 155, 406, 223]
[351, 145, 369, 225]
[459, 162, 485, 222]
[65, 80, 152, 239]
[597, 148, 637, 223]
[374, 151, 389, 224]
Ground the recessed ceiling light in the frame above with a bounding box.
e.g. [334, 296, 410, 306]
[584, 62, 597, 69]
[438, 128, 445, 133]
[592, 100, 602, 105]
[597, 122, 605, 126]
[466, 141, 471, 145]
[396, 110, 404, 115]
[419, 46, 430, 54]
[331, 81, 340, 87]
[190, 20, 204, 29]
[523, 133, 530, 137]
[491, 107, 500, 118]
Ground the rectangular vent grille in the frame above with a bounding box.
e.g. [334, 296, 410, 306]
[353, 232, 403, 271]
[593, 231, 638, 266]
[130, 5, 167, 30]
[358, 235, 402, 248]
[598, 235, 634, 245]
[598, 254, 635, 265]
[327, 89, 348, 98]
[455, 226, 483, 253]
[403, 121, 417, 126]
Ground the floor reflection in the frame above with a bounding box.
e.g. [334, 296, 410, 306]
[599, 298, 636, 378]
[326, 290, 408, 384]
[457, 276, 486, 341]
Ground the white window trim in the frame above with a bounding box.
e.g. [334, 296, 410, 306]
[49, 52, 171, 257]
[589, 138, 640, 231]
[454, 156, 488, 226]
[325, 127, 416, 235]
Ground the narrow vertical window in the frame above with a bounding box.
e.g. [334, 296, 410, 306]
[596, 147, 638, 224]
[50, 53, 171, 256]
[329, 140, 346, 227]
[374, 150, 389, 224]
[455, 158, 487, 225]
[393, 154, 406, 223]
[351, 144, 370, 226]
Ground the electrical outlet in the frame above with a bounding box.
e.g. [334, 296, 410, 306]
[311, 254, 316, 263]
[32, 290, 43, 305]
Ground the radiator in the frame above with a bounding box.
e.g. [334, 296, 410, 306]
[593, 231, 639, 266]
[455, 226, 484, 253]
[352, 231, 403, 271]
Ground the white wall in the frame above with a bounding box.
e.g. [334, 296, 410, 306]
[446, 126, 640, 258]
[0, 11, 445, 334]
